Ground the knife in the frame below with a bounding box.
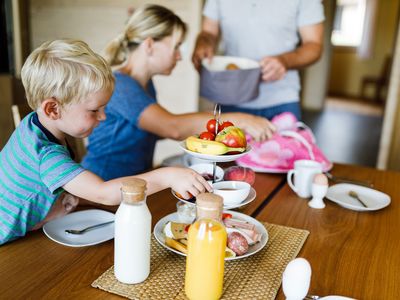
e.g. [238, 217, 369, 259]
[325, 172, 373, 188]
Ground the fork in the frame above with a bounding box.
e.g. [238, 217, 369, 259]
[65, 220, 114, 234]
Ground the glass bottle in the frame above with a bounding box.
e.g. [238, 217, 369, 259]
[114, 178, 151, 284]
[185, 193, 227, 300]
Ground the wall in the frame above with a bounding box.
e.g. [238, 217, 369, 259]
[29, 0, 202, 166]
[302, 0, 335, 110]
[377, 18, 400, 171]
[329, 0, 399, 98]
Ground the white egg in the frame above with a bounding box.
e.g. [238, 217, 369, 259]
[282, 258, 312, 300]
[313, 173, 328, 186]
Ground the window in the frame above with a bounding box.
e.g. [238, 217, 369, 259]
[331, 0, 366, 47]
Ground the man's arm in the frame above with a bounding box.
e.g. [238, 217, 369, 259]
[260, 22, 324, 82]
[192, 17, 220, 70]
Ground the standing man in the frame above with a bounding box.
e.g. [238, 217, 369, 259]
[192, 0, 324, 120]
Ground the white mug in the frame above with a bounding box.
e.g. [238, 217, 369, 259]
[287, 160, 322, 198]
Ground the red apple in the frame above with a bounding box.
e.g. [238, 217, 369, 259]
[215, 126, 247, 149]
[224, 166, 255, 185]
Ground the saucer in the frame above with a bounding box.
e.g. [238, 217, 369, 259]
[171, 187, 256, 210]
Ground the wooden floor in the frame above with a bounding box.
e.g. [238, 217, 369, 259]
[302, 97, 384, 167]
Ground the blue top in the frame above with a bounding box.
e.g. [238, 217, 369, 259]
[82, 72, 158, 180]
[0, 112, 84, 244]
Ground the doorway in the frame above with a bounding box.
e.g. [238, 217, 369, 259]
[303, 0, 399, 167]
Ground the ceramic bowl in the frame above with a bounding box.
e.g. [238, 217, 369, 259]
[212, 181, 251, 206]
[200, 55, 261, 105]
[189, 163, 224, 182]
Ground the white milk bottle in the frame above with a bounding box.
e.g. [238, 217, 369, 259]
[114, 178, 151, 284]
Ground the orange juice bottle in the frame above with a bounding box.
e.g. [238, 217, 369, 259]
[185, 193, 227, 300]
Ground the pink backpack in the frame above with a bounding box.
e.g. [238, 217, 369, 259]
[236, 112, 332, 173]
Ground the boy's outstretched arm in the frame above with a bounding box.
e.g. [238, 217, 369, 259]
[63, 167, 212, 206]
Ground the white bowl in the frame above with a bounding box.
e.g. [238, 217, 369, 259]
[202, 56, 260, 71]
[189, 163, 224, 182]
[212, 181, 251, 206]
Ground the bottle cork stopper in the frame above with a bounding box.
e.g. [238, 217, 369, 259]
[121, 178, 147, 203]
[196, 193, 223, 219]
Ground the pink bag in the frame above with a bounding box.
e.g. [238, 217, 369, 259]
[236, 112, 332, 173]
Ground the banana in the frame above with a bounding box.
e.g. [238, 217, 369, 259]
[185, 136, 246, 155]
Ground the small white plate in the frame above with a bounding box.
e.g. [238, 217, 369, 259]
[320, 296, 356, 300]
[326, 183, 391, 211]
[179, 141, 251, 163]
[171, 187, 256, 210]
[153, 210, 268, 261]
[43, 209, 115, 247]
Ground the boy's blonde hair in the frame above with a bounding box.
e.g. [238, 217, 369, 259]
[104, 4, 187, 67]
[21, 39, 115, 110]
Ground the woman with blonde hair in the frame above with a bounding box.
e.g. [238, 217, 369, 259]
[82, 4, 275, 180]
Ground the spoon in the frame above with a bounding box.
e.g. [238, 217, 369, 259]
[65, 220, 114, 234]
[348, 191, 368, 208]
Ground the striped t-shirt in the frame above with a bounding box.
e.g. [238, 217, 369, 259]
[0, 112, 84, 244]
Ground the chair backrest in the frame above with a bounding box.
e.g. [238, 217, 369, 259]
[10, 104, 86, 162]
[11, 104, 32, 128]
[381, 56, 392, 83]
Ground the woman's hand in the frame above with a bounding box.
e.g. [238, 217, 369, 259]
[168, 167, 213, 199]
[225, 113, 276, 142]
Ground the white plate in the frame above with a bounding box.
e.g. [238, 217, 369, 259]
[320, 296, 356, 300]
[179, 141, 251, 163]
[153, 210, 268, 261]
[171, 187, 256, 210]
[326, 183, 391, 211]
[43, 209, 115, 247]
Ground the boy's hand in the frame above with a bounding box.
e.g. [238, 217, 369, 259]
[170, 167, 213, 199]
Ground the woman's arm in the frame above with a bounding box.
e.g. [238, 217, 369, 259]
[139, 104, 275, 141]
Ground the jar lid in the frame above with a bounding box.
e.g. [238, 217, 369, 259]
[121, 178, 147, 203]
[196, 193, 223, 219]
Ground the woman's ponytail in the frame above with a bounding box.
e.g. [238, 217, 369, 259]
[103, 33, 127, 66]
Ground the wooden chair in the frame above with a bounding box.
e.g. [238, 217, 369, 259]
[11, 104, 32, 129]
[360, 56, 392, 103]
[11, 104, 86, 162]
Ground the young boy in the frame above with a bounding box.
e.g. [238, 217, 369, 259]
[0, 39, 211, 245]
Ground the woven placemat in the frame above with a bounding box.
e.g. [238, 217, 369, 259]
[92, 223, 309, 300]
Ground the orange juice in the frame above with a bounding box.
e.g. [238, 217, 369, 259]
[185, 219, 227, 300]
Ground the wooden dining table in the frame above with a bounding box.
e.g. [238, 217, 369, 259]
[0, 163, 399, 299]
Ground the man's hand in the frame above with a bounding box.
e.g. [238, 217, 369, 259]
[192, 32, 216, 70]
[192, 17, 219, 70]
[259, 22, 324, 83]
[260, 56, 287, 82]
